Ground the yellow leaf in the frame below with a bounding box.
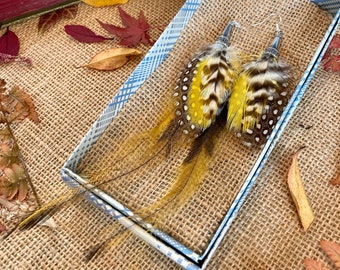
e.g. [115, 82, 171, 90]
[82, 48, 141, 71]
[82, 0, 128, 7]
[287, 147, 315, 232]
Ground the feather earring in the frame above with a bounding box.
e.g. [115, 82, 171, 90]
[78, 21, 245, 261]
[138, 21, 242, 217]
[174, 21, 242, 137]
[227, 16, 290, 146]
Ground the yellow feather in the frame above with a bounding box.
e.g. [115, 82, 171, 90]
[227, 73, 248, 131]
[18, 190, 77, 230]
[148, 111, 175, 141]
[187, 58, 211, 129]
[86, 110, 176, 184]
[137, 134, 213, 219]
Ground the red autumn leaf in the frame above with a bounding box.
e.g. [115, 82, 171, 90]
[0, 29, 19, 56]
[322, 34, 340, 73]
[303, 258, 330, 270]
[323, 55, 340, 73]
[322, 50, 331, 62]
[64, 25, 113, 43]
[320, 240, 340, 269]
[328, 34, 340, 50]
[38, 4, 78, 33]
[97, 6, 153, 47]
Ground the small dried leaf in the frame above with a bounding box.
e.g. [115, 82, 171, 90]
[0, 128, 12, 141]
[38, 4, 78, 33]
[320, 240, 340, 269]
[83, 47, 141, 70]
[322, 34, 340, 73]
[0, 222, 6, 231]
[328, 34, 340, 50]
[323, 55, 340, 73]
[18, 178, 28, 202]
[4, 167, 16, 181]
[2, 164, 27, 201]
[287, 147, 315, 231]
[0, 29, 20, 56]
[303, 259, 330, 270]
[0, 195, 17, 209]
[6, 184, 18, 201]
[5, 85, 40, 124]
[82, 0, 128, 7]
[330, 176, 340, 186]
[64, 25, 112, 43]
[0, 142, 19, 170]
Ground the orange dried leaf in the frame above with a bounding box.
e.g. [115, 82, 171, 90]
[0, 128, 12, 140]
[0, 142, 19, 170]
[18, 178, 28, 202]
[5, 86, 40, 124]
[320, 240, 340, 269]
[82, 47, 142, 71]
[2, 164, 28, 201]
[330, 176, 340, 186]
[287, 147, 314, 231]
[303, 259, 330, 270]
[82, 0, 128, 7]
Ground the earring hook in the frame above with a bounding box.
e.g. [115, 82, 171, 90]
[252, 13, 282, 32]
[218, 20, 245, 45]
[231, 20, 247, 31]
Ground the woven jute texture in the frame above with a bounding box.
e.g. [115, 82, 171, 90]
[76, 0, 335, 257]
[0, 0, 339, 269]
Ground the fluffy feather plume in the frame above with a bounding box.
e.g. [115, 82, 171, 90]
[138, 104, 228, 219]
[227, 30, 290, 146]
[174, 28, 241, 137]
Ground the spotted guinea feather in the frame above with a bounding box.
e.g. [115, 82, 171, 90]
[173, 44, 240, 138]
[239, 82, 290, 146]
[228, 29, 291, 146]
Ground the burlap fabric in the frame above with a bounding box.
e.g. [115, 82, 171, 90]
[0, 0, 339, 269]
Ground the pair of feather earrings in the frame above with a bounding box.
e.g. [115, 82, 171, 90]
[133, 18, 291, 217]
[175, 19, 290, 146]
[6, 16, 291, 261]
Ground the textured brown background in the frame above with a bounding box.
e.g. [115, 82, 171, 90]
[0, 0, 339, 269]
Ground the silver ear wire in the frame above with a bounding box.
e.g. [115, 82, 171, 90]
[252, 14, 283, 59]
[252, 13, 282, 31]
